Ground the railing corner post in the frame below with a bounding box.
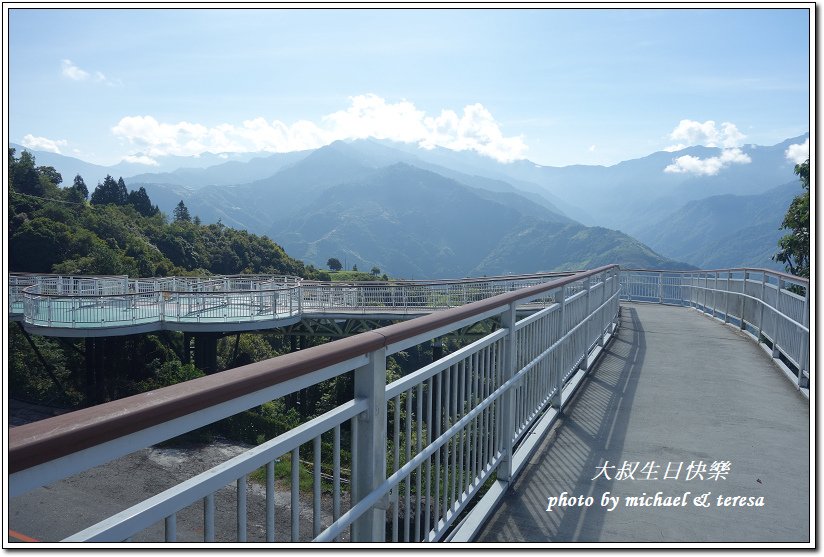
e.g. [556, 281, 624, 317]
[352, 346, 388, 542]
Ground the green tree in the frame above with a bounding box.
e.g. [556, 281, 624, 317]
[37, 166, 63, 187]
[773, 158, 810, 278]
[10, 217, 73, 272]
[91, 175, 128, 205]
[173, 200, 192, 223]
[370, 266, 381, 276]
[66, 174, 89, 203]
[127, 186, 159, 217]
[327, 257, 342, 271]
[11, 150, 44, 197]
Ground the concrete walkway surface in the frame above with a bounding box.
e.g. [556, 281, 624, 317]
[475, 302, 811, 544]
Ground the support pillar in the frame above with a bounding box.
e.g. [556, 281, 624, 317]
[182, 332, 193, 365]
[193, 333, 220, 374]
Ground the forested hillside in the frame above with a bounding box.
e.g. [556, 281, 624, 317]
[8, 148, 325, 279]
[7, 148, 339, 421]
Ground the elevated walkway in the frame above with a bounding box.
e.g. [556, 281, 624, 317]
[475, 303, 810, 543]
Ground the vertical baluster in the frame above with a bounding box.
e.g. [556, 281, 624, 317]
[392, 394, 400, 542]
[473, 346, 482, 482]
[291, 448, 300, 542]
[433, 372, 442, 530]
[404, 390, 412, 541]
[495, 337, 502, 450]
[415, 382, 423, 541]
[392, 394, 401, 542]
[424, 377, 433, 540]
[449, 362, 459, 510]
[333, 425, 341, 542]
[165, 514, 176, 542]
[313, 435, 322, 538]
[463, 356, 472, 494]
[238, 475, 247, 542]
[441, 366, 451, 521]
[266, 462, 275, 542]
[204, 493, 215, 542]
[457, 358, 466, 500]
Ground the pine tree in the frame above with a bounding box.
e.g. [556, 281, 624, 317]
[173, 200, 192, 223]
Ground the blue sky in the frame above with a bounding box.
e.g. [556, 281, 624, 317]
[7, 7, 811, 169]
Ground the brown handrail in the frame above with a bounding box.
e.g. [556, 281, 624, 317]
[620, 267, 809, 284]
[8, 265, 617, 475]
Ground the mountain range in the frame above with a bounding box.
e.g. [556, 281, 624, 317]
[11, 132, 806, 278]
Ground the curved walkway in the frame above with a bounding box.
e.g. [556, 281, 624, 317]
[475, 302, 810, 544]
[9, 273, 568, 337]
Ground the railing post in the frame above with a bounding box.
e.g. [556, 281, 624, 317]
[799, 284, 810, 388]
[757, 273, 767, 340]
[772, 278, 782, 357]
[552, 286, 566, 411]
[497, 303, 518, 483]
[693, 272, 699, 309]
[581, 276, 592, 371]
[613, 269, 620, 329]
[599, 272, 607, 347]
[724, 271, 731, 323]
[658, 271, 663, 304]
[351, 347, 387, 542]
[712, 272, 718, 317]
[703, 272, 709, 313]
[740, 271, 748, 331]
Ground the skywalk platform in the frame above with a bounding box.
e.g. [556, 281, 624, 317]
[475, 302, 811, 544]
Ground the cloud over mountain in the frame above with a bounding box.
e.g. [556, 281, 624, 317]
[663, 119, 751, 175]
[110, 94, 527, 164]
[22, 134, 67, 154]
[785, 138, 809, 164]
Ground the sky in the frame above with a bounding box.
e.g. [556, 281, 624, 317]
[6, 6, 812, 171]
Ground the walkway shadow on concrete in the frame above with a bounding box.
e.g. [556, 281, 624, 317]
[476, 305, 646, 542]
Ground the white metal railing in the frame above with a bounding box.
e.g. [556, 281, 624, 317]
[8, 266, 621, 543]
[10, 272, 572, 333]
[620, 268, 810, 390]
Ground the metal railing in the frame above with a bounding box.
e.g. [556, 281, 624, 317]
[14, 274, 303, 332]
[8, 266, 621, 543]
[620, 268, 810, 390]
[9, 272, 573, 334]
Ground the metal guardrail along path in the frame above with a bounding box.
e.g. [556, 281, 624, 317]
[475, 303, 810, 543]
[6, 267, 810, 544]
[9, 272, 573, 336]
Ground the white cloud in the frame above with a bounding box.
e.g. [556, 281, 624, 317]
[61, 59, 89, 81]
[589, 144, 596, 152]
[21, 134, 68, 154]
[663, 119, 751, 175]
[111, 94, 528, 163]
[665, 119, 745, 151]
[121, 154, 159, 166]
[61, 59, 120, 86]
[785, 138, 809, 164]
